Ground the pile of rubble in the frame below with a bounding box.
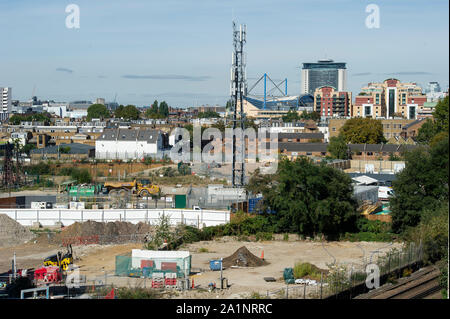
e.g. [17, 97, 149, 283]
[59, 220, 155, 244]
[0, 214, 36, 247]
[222, 246, 267, 268]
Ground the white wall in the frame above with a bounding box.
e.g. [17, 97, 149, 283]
[0, 208, 230, 228]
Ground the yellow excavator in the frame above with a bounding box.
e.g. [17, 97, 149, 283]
[43, 245, 73, 271]
[104, 179, 160, 198]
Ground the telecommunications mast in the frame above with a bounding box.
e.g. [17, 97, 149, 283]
[230, 22, 247, 187]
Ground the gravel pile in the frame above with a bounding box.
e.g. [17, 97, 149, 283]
[222, 246, 268, 268]
[0, 214, 36, 247]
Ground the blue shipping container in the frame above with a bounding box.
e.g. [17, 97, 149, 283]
[209, 260, 222, 271]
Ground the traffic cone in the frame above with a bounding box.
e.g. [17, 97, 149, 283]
[191, 278, 195, 289]
[261, 250, 264, 260]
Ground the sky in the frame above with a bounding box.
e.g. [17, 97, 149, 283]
[0, 0, 448, 107]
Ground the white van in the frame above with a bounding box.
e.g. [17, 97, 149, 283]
[378, 186, 394, 201]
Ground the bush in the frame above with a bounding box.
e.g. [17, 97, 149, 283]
[115, 287, 162, 299]
[255, 232, 273, 241]
[293, 262, 321, 280]
[25, 163, 52, 175]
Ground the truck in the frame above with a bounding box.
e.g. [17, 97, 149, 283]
[378, 186, 394, 201]
[103, 179, 160, 198]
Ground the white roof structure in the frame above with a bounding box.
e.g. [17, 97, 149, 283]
[352, 175, 379, 185]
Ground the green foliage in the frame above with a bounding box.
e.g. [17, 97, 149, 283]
[260, 157, 358, 239]
[404, 203, 448, 264]
[283, 233, 289, 241]
[293, 262, 322, 280]
[21, 143, 36, 155]
[417, 96, 448, 145]
[282, 110, 300, 122]
[115, 104, 140, 120]
[115, 287, 162, 299]
[9, 113, 51, 125]
[64, 168, 92, 184]
[145, 100, 169, 119]
[390, 138, 449, 233]
[340, 117, 386, 144]
[255, 232, 273, 241]
[388, 153, 402, 161]
[158, 101, 169, 118]
[282, 110, 320, 123]
[327, 136, 348, 159]
[145, 214, 174, 250]
[59, 146, 71, 154]
[416, 118, 438, 144]
[24, 162, 52, 175]
[198, 111, 220, 118]
[356, 218, 391, 233]
[433, 96, 449, 132]
[87, 103, 110, 120]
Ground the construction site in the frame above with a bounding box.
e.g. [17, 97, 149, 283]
[1, 213, 415, 299]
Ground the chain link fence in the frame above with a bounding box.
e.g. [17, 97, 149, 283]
[261, 242, 424, 299]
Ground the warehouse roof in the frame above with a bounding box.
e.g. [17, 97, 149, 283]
[97, 128, 160, 143]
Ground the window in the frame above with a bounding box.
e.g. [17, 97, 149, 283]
[332, 127, 336, 132]
[306, 152, 312, 156]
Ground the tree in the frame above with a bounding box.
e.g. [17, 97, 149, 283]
[87, 103, 110, 120]
[145, 100, 162, 119]
[115, 105, 125, 118]
[258, 157, 358, 239]
[417, 96, 448, 145]
[21, 143, 36, 155]
[300, 111, 321, 122]
[59, 146, 71, 154]
[158, 101, 169, 118]
[121, 105, 140, 120]
[416, 118, 438, 144]
[327, 136, 348, 159]
[433, 96, 449, 132]
[225, 99, 233, 110]
[71, 168, 92, 184]
[198, 111, 220, 118]
[339, 117, 386, 144]
[245, 168, 273, 195]
[282, 110, 300, 123]
[390, 138, 449, 233]
[9, 113, 51, 125]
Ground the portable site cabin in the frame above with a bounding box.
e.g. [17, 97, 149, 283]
[115, 249, 191, 278]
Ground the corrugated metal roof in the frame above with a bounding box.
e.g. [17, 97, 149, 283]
[98, 128, 160, 143]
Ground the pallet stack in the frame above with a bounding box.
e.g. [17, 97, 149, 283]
[165, 273, 177, 288]
[151, 272, 164, 288]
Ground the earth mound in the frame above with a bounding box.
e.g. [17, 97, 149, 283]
[59, 220, 154, 244]
[0, 214, 36, 247]
[222, 246, 268, 268]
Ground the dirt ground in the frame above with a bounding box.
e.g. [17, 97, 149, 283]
[0, 235, 402, 298]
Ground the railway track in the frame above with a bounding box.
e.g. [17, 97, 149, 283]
[355, 266, 442, 299]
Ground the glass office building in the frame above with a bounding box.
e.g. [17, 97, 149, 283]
[301, 59, 347, 95]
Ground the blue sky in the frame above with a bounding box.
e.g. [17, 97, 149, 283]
[0, 0, 448, 107]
